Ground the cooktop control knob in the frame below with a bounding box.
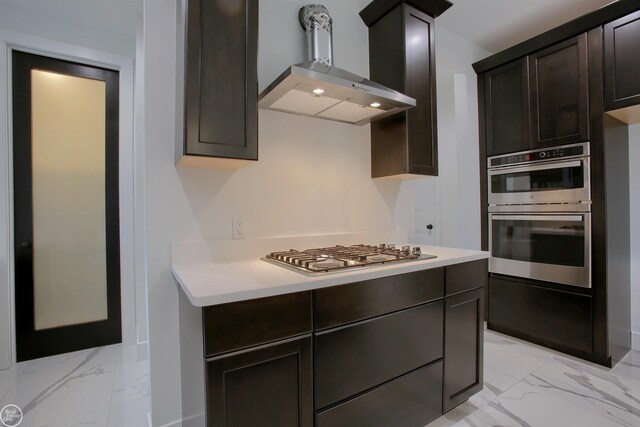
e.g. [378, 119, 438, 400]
[412, 247, 422, 256]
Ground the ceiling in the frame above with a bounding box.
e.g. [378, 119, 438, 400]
[438, 0, 616, 54]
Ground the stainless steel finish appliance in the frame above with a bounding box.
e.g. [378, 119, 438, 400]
[258, 4, 416, 126]
[489, 213, 592, 288]
[264, 244, 435, 275]
[487, 142, 593, 288]
[488, 142, 591, 208]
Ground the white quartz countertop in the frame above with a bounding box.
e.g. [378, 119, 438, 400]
[172, 240, 489, 307]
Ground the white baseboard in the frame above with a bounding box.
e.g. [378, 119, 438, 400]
[632, 331, 640, 351]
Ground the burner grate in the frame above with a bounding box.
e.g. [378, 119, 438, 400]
[266, 244, 435, 274]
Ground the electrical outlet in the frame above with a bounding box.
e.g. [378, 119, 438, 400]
[232, 217, 245, 240]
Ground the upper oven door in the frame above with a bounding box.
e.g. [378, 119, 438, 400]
[489, 213, 591, 288]
[488, 157, 591, 206]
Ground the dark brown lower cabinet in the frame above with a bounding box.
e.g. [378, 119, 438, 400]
[206, 336, 313, 427]
[315, 301, 443, 409]
[443, 288, 484, 412]
[316, 361, 443, 427]
[488, 277, 593, 354]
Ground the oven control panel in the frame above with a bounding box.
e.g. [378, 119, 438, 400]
[489, 143, 587, 168]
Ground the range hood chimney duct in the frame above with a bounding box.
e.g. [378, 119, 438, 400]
[299, 5, 334, 66]
[258, 4, 416, 126]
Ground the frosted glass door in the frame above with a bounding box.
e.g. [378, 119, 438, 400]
[13, 51, 121, 362]
[31, 70, 109, 330]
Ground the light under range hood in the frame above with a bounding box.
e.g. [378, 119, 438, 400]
[258, 4, 416, 126]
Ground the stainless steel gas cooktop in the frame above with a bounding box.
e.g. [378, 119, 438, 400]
[264, 244, 436, 275]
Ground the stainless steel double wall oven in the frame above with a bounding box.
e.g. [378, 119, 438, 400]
[488, 143, 592, 288]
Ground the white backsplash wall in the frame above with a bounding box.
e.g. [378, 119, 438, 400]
[144, 0, 490, 424]
[630, 124, 640, 350]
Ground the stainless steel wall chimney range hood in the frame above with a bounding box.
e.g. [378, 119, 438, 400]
[258, 4, 416, 126]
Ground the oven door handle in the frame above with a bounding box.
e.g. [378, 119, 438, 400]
[489, 159, 582, 175]
[492, 215, 584, 222]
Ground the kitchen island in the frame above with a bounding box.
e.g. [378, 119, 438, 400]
[173, 232, 489, 427]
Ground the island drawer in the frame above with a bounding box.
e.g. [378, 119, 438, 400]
[445, 260, 487, 296]
[203, 291, 312, 357]
[316, 361, 443, 427]
[314, 268, 444, 330]
[314, 300, 444, 409]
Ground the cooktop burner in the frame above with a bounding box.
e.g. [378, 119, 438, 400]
[264, 244, 436, 275]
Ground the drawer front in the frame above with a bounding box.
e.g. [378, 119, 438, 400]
[445, 260, 487, 296]
[315, 268, 444, 330]
[316, 361, 443, 427]
[315, 301, 443, 409]
[203, 291, 312, 357]
[488, 277, 592, 353]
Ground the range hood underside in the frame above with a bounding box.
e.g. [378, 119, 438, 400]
[258, 62, 416, 126]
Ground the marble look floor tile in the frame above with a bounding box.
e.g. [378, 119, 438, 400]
[483, 331, 551, 380]
[458, 381, 625, 427]
[612, 350, 640, 383]
[108, 397, 149, 427]
[0, 366, 17, 402]
[524, 357, 640, 427]
[111, 360, 149, 405]
[428, 367, 520, 427]
[0, 348, 116, 426]
[40, 408, 109, 427]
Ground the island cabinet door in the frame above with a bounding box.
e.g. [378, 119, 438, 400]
[443, 288, 484, 412]
[205, 336, 313, 427]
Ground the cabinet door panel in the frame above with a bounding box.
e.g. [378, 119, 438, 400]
[484, 58, 530, 156]
[206, 337, 313, 427]
[443, 288, 483, 412]
[405, 5, 438, 175]
[530, 34, 589, 148]
[604, 10, 640, 110]
[185, 0, 258, 160]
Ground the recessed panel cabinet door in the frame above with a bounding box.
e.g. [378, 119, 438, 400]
[206, 337, 313, 427]
[443, 288, 484, 412]
[484, 58, 530, 156]
[604, 10, 640, 110]
[529, 33, 590, 148]
[185, 0, 258, 160]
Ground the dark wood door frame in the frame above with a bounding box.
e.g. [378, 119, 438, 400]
[12, 50, 121, 362]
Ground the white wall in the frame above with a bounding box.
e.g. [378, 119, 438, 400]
[143, 0, 490, 425]
[0, 0, 137, 57]
[630, 124, 640, 351]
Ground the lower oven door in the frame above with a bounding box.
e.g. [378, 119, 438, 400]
[489, 213, 591, 288]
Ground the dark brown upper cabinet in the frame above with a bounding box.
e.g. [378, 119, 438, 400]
[529, 33, 590, 148]
[604, 10, 640, 112]
[484, 58, 530, 156]
[180, 0, 258, 169]
[363, 3, 439, 178]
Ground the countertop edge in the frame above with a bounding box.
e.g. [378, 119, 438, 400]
[173, 250, 489, 307]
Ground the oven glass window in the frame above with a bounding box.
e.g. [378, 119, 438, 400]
[492, 218, 585, 267]
[491, 164, 583, 193]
